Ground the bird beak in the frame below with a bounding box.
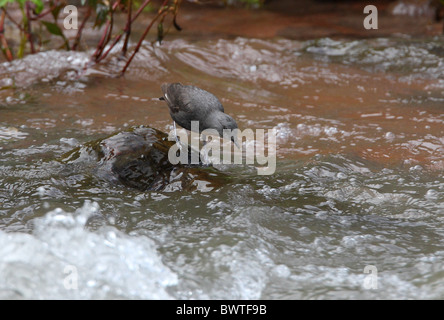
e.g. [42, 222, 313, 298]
[232, 137, 240, 149]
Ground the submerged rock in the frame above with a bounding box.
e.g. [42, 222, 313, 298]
[60, 126, 227, 192]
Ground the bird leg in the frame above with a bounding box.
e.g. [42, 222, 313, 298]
[201, 133, 207, 148]
[201, 133, 210, 165]
[173, 121, 182, 151]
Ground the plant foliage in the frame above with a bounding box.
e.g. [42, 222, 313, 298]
[0, 0, 183, 75]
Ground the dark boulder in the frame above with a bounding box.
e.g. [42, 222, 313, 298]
[60, 126, 227, 191]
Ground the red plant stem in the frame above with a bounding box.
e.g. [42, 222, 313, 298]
[104, 4, 116, 49]
[72, 6, 92, 51]
[120, 0, 169, 76]
[130, 0, 152, 23]
[29, 1, 60, 20]
[122, 0, 132, 56]
[96, 0, 152, 63]
[2, 8, 25, 32]
[25, 1, 36, 54]
[0, 10, 13, 61]
[100, 15, 114, 58]
[91, 19, 111, 61]
[92, 0, 120, 62]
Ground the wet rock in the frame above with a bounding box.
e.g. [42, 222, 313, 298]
[60, 125, 227, 192]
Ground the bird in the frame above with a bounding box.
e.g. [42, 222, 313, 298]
[159, 83, 240, 150]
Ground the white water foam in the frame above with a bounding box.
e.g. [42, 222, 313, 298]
[0, 201, 178, 299]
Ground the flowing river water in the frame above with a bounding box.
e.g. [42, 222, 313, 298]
[0, 34, 444, 299]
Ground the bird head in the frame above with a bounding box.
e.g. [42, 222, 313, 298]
[218, 113, 240, 149]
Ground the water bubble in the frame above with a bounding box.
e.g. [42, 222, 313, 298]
[385, 132, 395, 140]
[409, 165, 423, 172]
[275, 123, 292, 141]
[2, 78, 13, 86]
[60, 137, 79, 147]
[336, 172, 347, 179]
[272, 264, 291, 278]
[37, 186, 46, 197]
[324, 127, 338, 135]
[425, 189, 438, 200]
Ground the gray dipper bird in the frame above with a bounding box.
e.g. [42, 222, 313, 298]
[159, 83, 239, 148]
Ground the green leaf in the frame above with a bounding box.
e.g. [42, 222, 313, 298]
[41, 21, 64, 37]
[87, 0, 98, 9]
[94, 3, 109, 28]
[41, 20, 70, 51]
[173, 16, 182, 31]
[51, 3, 62, 21]
[16, 0, 26, 8]
[157, 22, 163, 44]
[0, 0, 15, 8]
[31, 0, 44, 14]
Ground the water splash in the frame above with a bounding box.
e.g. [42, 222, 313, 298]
[0, 201, 178, 299]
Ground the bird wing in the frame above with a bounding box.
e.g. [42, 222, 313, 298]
[188, 85, 225, 114]
[162, 83, 225, 114]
